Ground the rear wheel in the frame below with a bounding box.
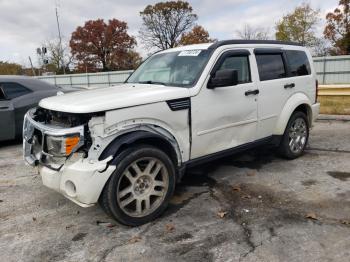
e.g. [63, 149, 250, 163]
[99, 145, 176, 226]
[278, 111, 309, 159]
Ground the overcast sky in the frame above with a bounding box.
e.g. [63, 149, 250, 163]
[0, 0, 339, 67]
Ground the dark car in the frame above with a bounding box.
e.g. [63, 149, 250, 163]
[0, 76, 82, 141]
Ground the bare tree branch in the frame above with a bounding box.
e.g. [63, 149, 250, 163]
[139, 1, 197, 50]
[236, 24, 270, 40]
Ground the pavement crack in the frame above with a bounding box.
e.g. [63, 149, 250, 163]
[98, 242, 128, 262]
[239, 223, 262, 261]
[306, 147, 350, 154]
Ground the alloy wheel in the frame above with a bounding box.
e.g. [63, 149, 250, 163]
[288, 117, 307, 154]
[116, 157, 169, 217]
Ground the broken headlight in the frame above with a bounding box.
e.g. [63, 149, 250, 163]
[46, 134, 82, 157]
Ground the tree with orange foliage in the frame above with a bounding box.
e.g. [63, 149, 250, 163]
[179, 25, 213, 46]
[324, 0, 350, 55]
[70, 19, 141, 72]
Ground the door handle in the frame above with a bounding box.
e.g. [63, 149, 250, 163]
[245, 89, 259, 96]
[0, 106, 9, 110]
[284, 83, 295, 89]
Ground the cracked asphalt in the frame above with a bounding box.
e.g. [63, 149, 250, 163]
[1, 119, 350, 262]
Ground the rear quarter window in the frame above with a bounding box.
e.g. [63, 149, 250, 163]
[1, 82, 31, 99]
[285, 50, 311, 76]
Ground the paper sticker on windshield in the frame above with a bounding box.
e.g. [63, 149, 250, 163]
[178, 50, 202, 56]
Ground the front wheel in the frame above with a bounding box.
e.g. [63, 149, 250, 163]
[278, 111, 309, 159]
[99, 145, 176, 226]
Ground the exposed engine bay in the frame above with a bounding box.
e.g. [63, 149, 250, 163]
[33, 107, 101, 128]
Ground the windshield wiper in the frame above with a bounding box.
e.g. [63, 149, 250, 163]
[138, 80, 167, 86]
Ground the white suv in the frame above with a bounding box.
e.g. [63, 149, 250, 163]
[23, 40, 320, 226]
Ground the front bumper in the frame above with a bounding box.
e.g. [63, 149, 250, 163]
[23, 109, 116, 207]
[40, 157, 115, 207]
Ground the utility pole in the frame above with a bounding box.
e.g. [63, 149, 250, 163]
[55, 1, 65, 74]
[28, 56, 36, 76]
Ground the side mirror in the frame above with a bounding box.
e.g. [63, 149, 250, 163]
[207, 69, 239, 89]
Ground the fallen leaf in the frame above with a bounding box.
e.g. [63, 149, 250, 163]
[32, 217, 37, 222]
[241, 194, 252, 199]
[232, 185, 241, 192]
[170, 192, 194, 205]
[246, 170, 257, 177]
[65, 224, 74, 230]
[217, 211, 228, 218]
[128, 236, 141, 244]
[340, 220, 350, 225]
[305, 212, 318, 220]
[165, 223, 175, 233]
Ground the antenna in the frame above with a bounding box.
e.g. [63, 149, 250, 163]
[55, 0, 65, 74]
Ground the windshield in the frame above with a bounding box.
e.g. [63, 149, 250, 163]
[127, 49, 212, 87]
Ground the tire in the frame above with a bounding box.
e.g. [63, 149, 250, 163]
[99, 144, 176, 226]
[278, 111, 309, 159]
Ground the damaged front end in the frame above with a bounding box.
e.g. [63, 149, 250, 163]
[23, 107, 115, 207]
[23, 107, 95, 170]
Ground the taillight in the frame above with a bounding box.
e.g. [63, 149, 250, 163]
[315, 80, 319, 103]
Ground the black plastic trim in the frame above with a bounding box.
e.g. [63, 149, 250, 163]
[209, 40, 302, 50]
[245, 89, 259, 96]
[98, 131, 169, 162]
[184, 136, 273, 168]
[254, 48, 283, 54]
[167, 98, 190, 111]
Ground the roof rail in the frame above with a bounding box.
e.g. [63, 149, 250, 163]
[208, 40, 303, 50]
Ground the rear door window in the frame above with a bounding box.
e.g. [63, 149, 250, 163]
[1, 82, 31, 99]
[255, 54, 286, 81]
[285, 50, 311, 76]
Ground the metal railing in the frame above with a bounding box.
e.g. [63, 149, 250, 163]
[37, 70, 133, 88]
[313, 55, 350, 84]
[318, 85, 350, 115]
[36, 55, 350, 87]
[318, 85, 350, 96]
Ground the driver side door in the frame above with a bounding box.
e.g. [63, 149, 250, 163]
[190, 49, 259, 159]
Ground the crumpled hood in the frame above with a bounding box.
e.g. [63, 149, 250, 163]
[39, 83, 191, 113]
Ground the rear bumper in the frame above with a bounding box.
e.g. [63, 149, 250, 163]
[40, 157, 115, 207]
